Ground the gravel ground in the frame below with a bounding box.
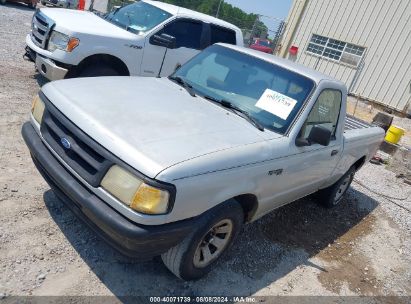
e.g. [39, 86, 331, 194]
[0, 3, 410, 300]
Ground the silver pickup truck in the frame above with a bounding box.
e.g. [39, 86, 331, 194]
[22, 44, 384, 280]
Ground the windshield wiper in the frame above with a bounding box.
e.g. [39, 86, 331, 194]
[203, 95, 264, 131]
[169, 76, 196, 97]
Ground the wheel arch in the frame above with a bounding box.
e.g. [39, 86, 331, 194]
[73, 54, 130, 77]
[231, 193, 259, 223]
[353, 155, 367, 171]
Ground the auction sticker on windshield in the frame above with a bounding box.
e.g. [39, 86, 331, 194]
[255, 89, 297, 120]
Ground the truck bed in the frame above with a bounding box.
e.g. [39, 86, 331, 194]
[341, 115, 385, 172]
[344, 115, 373, 131]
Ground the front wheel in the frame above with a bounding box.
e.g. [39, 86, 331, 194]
[318, 166, 355, 208]
[78, 64, 120, 78]
[161, 200, 244, 280]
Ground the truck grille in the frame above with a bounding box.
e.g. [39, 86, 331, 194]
[40, 99, 114, 187]
[31, 11, 54, 49]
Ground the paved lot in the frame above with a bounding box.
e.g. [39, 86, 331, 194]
[0, 3, 410, 300]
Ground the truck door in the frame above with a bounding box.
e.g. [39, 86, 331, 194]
[271, 89, 344, 206]
[291, 89, 344, 198]
[141, 18, 206, 77]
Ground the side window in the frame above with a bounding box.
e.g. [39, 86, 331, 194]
[301, 89, 342, 139]
[210, 24, 236, 45]
[158, 19, 203, 50]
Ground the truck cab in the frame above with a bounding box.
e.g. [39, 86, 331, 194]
[24, 0, 243, 80]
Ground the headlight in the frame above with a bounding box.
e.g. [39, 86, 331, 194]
[47, 31, 79, 52]
[31, 94, 45, 124]
[101, 165, 170, 215]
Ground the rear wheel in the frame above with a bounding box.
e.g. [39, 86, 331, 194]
[78, 64, 120, 78]
[28, 2, 37, 8]
[318, 166, 355, 208]
[161, 200, 244, 280]
[0, 0, 6, 5]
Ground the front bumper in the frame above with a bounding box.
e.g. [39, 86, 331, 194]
[35, 53, 68, 80]
[22, 122, 195, 259]
[25, 34, 69, 81]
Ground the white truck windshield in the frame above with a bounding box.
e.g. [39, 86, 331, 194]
[104, 2, 172, 34]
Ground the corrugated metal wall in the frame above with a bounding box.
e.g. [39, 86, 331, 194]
[282, 0, 411, 112]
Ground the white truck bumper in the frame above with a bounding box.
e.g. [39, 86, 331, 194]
[25, 34, 69, 81]
[35, 54, 68, 80]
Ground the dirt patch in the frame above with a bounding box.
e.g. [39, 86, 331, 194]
[259, 194, 397, 295]
[316, 214, 381, 295]
[260, 192, 374, 256]
[315, 213, 376, 262]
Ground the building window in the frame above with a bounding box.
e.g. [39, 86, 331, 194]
[306, 34, 365, 67]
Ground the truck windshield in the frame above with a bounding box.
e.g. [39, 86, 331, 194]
[104, 2, 172, 34]
[172, 45, 315, 134]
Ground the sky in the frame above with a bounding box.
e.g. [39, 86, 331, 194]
[223, 0, 293, 20]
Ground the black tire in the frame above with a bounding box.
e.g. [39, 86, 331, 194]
[28, 2, 37, 8]
[41, 0, 45, 4]
[0, 0, 6, 5]
[78, 64, 120, 78]
[318, 166, 355, 208]
[161, 200, 244, 280]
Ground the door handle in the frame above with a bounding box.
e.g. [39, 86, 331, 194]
[331, 150, 339, 156]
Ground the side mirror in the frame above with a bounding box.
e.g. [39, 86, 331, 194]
[150, 33, 176, 49]
[111, 5, 121, 13]
[296, 125, 332, 147]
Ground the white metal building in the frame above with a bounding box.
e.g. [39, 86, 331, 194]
[279, 0, 411, 114]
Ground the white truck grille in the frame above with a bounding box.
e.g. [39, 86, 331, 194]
[31, 11, 54, 49]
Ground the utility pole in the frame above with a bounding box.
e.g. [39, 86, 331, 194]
[216, 0, 223, 18]
[249, 15, 260, 45]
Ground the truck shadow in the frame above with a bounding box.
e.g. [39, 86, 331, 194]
[33, 73, 49, 87]
[43, 187, 378, 298]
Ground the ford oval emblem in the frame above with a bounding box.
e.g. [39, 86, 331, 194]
[60, 137, 71, 150]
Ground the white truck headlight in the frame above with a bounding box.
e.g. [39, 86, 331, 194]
[47, 31, 79, 52]
[31, 94, 45, 124]
[101, 165, 170, 215]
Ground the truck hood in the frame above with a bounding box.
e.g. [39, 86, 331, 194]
[41, 77, 277, 179]
[40, 8, 134, 38]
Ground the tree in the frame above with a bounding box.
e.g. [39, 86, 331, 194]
[160, 0, 268, 36]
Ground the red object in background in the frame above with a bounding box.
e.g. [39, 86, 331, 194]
[289, 45, 299, 56]
[78, 0, 85, 10]
[250, 38, 273, 54]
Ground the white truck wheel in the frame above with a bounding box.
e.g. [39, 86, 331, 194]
[161, 200, 244, 280]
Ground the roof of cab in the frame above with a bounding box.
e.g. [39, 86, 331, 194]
[218, 43, 346, 86]
[143, 0, 242, 33]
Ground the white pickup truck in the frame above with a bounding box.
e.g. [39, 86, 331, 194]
[22, 44, 384, 280]
[24, 0, 243, 80]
